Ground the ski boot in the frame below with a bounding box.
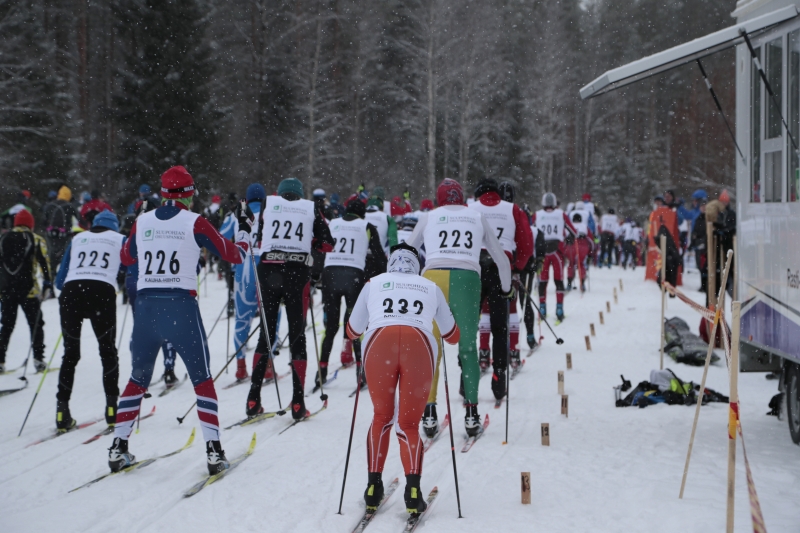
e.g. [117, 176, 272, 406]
[421, 403, 439, 438]
[245, 386, 263, 417]
[0, 363, 5, 373]
[464, 404, 482, 437]
[235, 358, 249, 381]
[364, 472, 384, 512]
[491, 367, 507, 400]
[206, 440, 229, 475]
[56, 400, 76, 432]
[108, 438, 135, 472]
[105, 396, 117, 426]
[539, 302, 547, 318]
[566, 278, 574, 291]
[33, 358, 46, 373]
[404, 474, 427, 515]
[478, 349, 491, 371]
[315, 362, 328, 388]
[526, 334, 537, 350]
[291, 391, 308, 420]
[340, 339, 355, 366]
[510, 349, 521, 369]
[163, 368, 178, 387]
[556, 303, 565, 322]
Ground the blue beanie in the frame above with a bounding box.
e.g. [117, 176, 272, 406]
[277, 178, 304, 198]
[692, 189, 708, 201]
[93, 210, 119, 232]
[246, 183, 266, 203]
[139, 184, 151, 195]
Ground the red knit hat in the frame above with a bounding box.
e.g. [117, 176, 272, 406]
[436, 179, 464, 206]
[420, 198, 434, 211]
[160, 166, 195, 199]
[212, 194, 221, 204]
[14, 209, 34, 229]
[582, 193, 592, 202]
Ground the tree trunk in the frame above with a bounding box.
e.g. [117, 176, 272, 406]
[426, 2, 436, 195]
[307, 17, 322, 183]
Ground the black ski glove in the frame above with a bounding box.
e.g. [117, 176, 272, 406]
[236, 202, 255, 233]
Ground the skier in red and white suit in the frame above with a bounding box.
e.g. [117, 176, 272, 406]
[529, 192, 577, 322]
[565, 201, 595, 293]
[346, 242, 459, 517]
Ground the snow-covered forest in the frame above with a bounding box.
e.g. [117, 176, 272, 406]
[2, 0, 737, 215]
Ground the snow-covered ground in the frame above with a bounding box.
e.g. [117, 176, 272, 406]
[0, 266, 797, 533]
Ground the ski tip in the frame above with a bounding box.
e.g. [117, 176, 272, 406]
[484, 414, 490, 423]
[187, 427, 196, 445]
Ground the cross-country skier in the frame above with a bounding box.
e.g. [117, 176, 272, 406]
[0, 210, 51, 373]
[219, 183, 269, 382]
[109, 166, 253, 474]
[405, 178, 512, 437]
[471, 179, 532, 387]
[316, 198, 386, 388]
[364, 187, 397, 256]
[54, 210, 124, 431]
[599, 208, 619, 268]
[346, 242, 460, 516]
[245, 178, 335, 421]
[530, 192, 577, 322]
[124, 200, 179, 386]
[565, 203, 595, 292]
[621, 220, 640, 269]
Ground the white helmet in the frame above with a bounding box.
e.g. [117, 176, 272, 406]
[566, 202, 575, 213]
[542, 192, 557, 208]
[575, 201, 585, 211]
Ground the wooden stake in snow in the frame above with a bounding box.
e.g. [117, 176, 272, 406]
[619, 278, 623, 291]
[521, 472, 532, 504]
[590, 324, 596, 337]
[584, 336, 591, 351]
[606, 301, 611, 313]
[557, 371, 564, 395]
[679, 250, 733, 499]
[659, 234, 667, 371]
[540, 424, 550, 446]
[561, 395, 568, 418]
[613, 287, 618, 304]
[566, 353, 572, 370]
[599, 311, 604, 325]
[726, 301, 741, 533]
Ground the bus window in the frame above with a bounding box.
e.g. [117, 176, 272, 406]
[752, 46, 761, 202]
[790, 29, 800, 202]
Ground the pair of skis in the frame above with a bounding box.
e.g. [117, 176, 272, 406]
[350, 479, 439, 533]
[223, 369, 290, 390]
[70, 427, 196, 492]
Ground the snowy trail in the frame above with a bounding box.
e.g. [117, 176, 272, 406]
[1, 266, 798, 532]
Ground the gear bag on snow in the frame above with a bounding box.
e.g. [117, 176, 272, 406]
[614, 369, 728, 408]
[664, 316, 719, 366]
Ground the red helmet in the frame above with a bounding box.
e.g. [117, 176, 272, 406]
[436, 179, 464, 206]
[582, 193, 591, 202]
[160, 166, 195, 199]
[420, 198, 434, 211]
[211, 194, 221, 204]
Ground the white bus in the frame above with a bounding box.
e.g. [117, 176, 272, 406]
[581, 2, 800, 443]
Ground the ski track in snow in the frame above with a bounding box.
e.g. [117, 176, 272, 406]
[0, 268, 798, 532]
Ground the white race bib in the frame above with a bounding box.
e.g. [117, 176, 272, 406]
[365, 211, 389, 255]
[325, 218, 369, 270]
[365, 273, 440, 335]
[136, 210, 200, 291]
[471, 200, 516, 252]
[601, 214, 619, 234]
[570, 209, 589, 237]
[64, 231, 125, 286]
[535, 209, 565, 242]
[422, 207, 483, 266]
[258, 196, 316, 254]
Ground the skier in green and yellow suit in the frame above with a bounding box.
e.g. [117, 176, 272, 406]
[406, 178, 512, 437]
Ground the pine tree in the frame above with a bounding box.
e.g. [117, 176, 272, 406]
[0, 0, 72, 201]
[112, 0, 223, 190]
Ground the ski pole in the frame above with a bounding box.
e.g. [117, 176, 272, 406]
[249, 242, 282, 411]
[205, 299, 229, 340]
[336, 345, 363, 515]
[116, 301, 130, 353]
[176, 324, 264, 423]
[439, 337, 463, 518]
[18, 306, 44, 382]
[226, 284, 232, 374]
[518, 283, 564, 345]
[503, 298, 510, 445]
[18, 333, 62, 437]
[307, 293, 328, 402]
